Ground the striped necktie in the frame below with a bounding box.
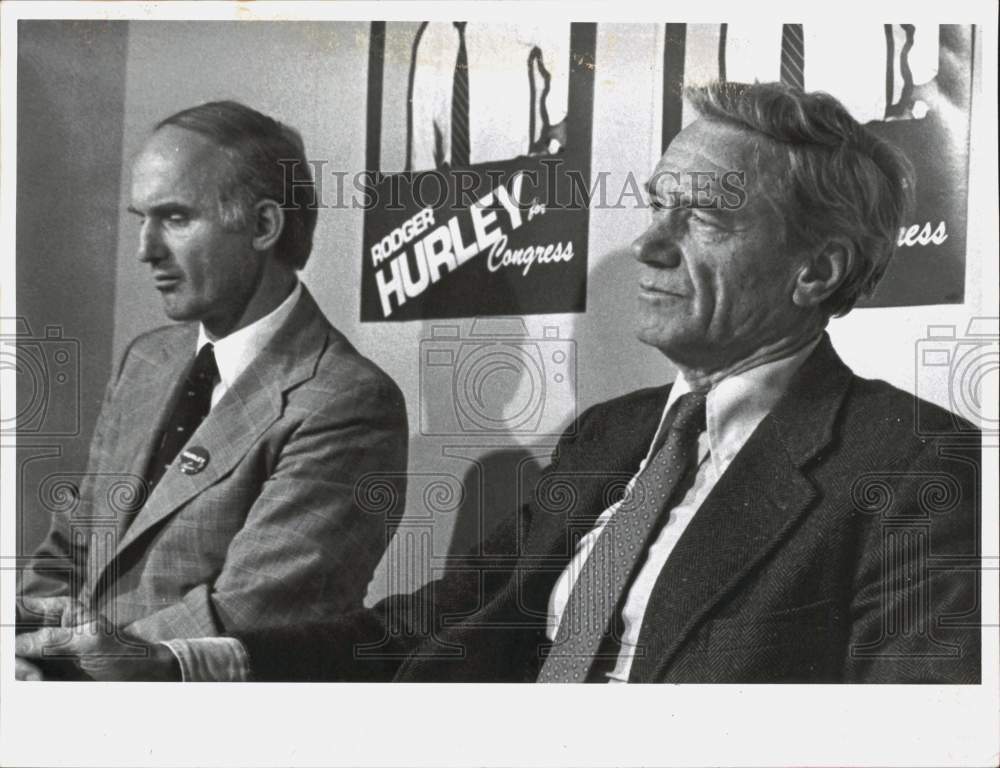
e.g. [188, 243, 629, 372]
[780, 24, 805, 91]
[451, 21, 471, 168]
[538, 391, 708, 683]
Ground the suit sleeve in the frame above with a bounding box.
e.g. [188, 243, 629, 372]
[843, 437, 981, 683]
[124, 374, 409, 642]
[232, 414, 585, 681]
[235, 502, 529, 682]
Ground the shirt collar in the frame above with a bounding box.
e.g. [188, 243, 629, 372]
[195, 281, 302, 391]
[654, 335, 823, 478]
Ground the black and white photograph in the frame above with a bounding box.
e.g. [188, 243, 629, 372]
[1, 2, 997, 767]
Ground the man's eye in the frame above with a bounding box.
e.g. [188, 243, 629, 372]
[650, 197, 680, 214]
[166, 213, 189, 225]
[690, 210, 718, 226]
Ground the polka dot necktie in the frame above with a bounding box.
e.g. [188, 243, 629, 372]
[144, 343, 218, 493]
[537, 391, 707, 683]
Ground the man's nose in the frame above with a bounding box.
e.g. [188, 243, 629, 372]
[137, 221, 165, 263]
[631, 214, 682, 268]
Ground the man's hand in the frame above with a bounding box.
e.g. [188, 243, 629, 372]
[16, 596, 96, 680]
[16, 595, 89, 628]
[15, 656, 45, 681]
[15, 619, 181, 682]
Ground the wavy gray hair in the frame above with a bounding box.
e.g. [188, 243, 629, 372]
[686, 81, 915, 317]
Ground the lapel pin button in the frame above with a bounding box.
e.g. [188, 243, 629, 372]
[178, 446, 209, 475]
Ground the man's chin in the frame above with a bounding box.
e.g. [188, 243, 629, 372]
[635, 324, 679, 356]
[158, 299, 198, 323]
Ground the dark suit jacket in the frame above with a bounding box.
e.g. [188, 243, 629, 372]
[21, 287, 408, 641]
[241, 336, 980, 683]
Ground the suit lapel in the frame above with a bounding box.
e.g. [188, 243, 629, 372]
[111, 327, 197, 538]
[629, 336, 854, 681]
[95, 288, 330, 588]
[517, 386, 670, 616]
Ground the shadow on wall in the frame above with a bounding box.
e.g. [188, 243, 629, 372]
[14, 21, 130, 556]
[371, 343, 545, 597]
[573, 244, 677, 409]
[413, 315, 549, 561]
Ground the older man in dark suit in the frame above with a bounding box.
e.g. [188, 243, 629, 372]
[15, 101, 407, 681]
[19, 82, 980, 683]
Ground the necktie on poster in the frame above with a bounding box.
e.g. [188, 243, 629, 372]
[362, 22, 595, 322]
[668, 23, 972, 308]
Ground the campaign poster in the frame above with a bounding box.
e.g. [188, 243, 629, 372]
[361, 22, 596, 322]
[662, 23, 974, 307]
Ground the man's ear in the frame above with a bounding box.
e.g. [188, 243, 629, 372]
[251, 199, 285, 253]
[792, 238, 854, 308]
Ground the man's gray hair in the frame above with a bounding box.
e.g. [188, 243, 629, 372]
[685, 81, 915, 317]
[157, 100, 318, 271]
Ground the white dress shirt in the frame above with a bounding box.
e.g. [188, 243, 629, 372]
[547, 336, 821, 682]
[196, 280, 302, 409]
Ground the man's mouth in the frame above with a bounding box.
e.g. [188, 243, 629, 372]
[638, 280, 684, 299]
[153, 274, 182, 290]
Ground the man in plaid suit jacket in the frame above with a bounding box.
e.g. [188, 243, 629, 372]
[15, 101, 407, 680]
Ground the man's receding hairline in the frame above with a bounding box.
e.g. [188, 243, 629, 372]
[686, 111, 789, 158]
[137, 131, 235, 192]
[672, 114, 789, 193]
[676, 111, 796, 246]
[132, 124, 249, 227]
[139, 124, 229, 166]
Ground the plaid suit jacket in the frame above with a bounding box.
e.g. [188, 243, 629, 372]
[21, 287, 408, 641]
[241, 335, 980, 683]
